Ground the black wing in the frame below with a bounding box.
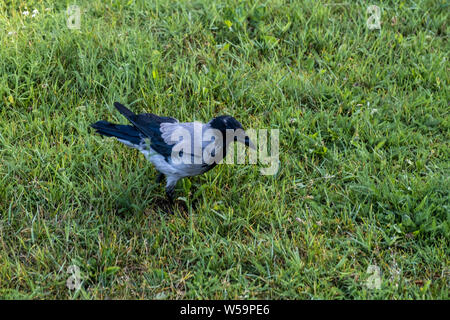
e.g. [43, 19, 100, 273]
[114, 102, 178, 159]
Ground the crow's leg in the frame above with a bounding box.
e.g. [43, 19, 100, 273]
[156, 172, 164, 184]
[165, 176, 179, 205]
[166, 186, 175, 204]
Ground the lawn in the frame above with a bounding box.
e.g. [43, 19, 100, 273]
[0, 0, 448, 299]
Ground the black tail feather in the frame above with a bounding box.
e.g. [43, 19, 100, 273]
[114, 102, 136, 120]
[90, 120, 142, 145]
[112, 102, 177, 141]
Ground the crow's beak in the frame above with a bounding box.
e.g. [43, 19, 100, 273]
[244, 135, 256, 150]
[234, 130, 256, 150]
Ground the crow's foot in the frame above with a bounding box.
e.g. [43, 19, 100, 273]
[156, 173, 164, 184]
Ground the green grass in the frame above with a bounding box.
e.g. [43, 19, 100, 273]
[0, 0, 449, 299]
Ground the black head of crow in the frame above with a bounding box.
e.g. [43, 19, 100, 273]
[91, 102, 255, 202]
[209, 116, 255, 149]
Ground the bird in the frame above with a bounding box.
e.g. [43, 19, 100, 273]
[90, 102, 256, 203]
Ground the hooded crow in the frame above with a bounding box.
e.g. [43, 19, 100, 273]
[90, 102, 255, 202]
